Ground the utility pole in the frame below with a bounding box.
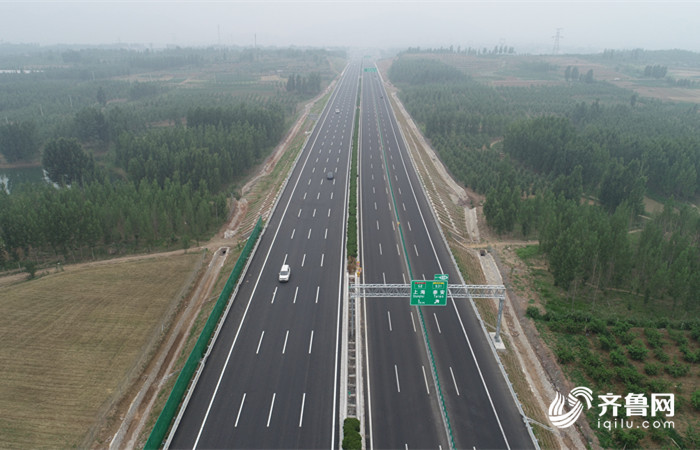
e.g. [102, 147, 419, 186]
[552, 28, 563, 54]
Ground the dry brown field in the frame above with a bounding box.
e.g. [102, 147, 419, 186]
[0, 252, 203, 448]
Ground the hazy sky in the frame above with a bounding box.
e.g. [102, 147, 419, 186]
[1, 1, 700, 53]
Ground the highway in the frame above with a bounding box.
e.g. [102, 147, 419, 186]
[359, 65, 534, 449]
[168, 61, 361, 449]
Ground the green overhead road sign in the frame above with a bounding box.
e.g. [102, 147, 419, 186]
[364, 67, 377, 72]
[434, 274, 449, 282]
[410, 280, 447, 306]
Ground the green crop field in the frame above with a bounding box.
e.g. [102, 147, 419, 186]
[0, 252, 203, 448]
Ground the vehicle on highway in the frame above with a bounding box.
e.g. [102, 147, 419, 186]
[278, 264, 291, 282]
[326, 171, 334, 180]
[335, 108, 340, 114]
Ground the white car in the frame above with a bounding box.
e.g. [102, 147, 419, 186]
[335, 108, 340, 114]
[279, 264, 291, 282]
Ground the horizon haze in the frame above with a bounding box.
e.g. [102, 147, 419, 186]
[1, 1, 700, 54]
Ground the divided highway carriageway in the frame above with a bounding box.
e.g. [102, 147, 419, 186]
[166, 60, 535, 449]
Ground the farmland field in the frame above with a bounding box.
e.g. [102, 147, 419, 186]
[0, 252, 203, 448]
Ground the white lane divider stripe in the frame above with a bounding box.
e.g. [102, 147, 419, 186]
[256, 331, 264, 354]
[450, 366, 460, 396]
[267, 393, 276, 427]
[282, 330, 289, 354]
[299, 393, 306, 428]
[234, 393, 246, 427]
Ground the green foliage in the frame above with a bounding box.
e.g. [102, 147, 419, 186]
[627, 340, 649, 361]
[614, 428, 645, 448]
[555, 342, 575, 364]
[286, 72, 322, 96]
[389, 58, 466, 85]
[342, 417, 361, 450]
[654, 347, 670, 363]
[645, 328, 664, 348]
[599, 334, 618, 352]
[42, 137, 94, 186]
[644, 362, 661, 376]
[525, 306, 541, 320]
[691, 389, 700, 411]
[0, 121, 39, 163]
[23, 260, 37, 279]
[609, 349, 627, 366]
[665, 359, 690, 378]
[346, 83, 360, 259]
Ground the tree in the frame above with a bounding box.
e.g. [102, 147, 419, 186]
[0, 121, 39, 163]
[565, 66, 572, 82]
[584, 69, 594, 84]
[96, 86, 107, 106]
[42, 137, 94, 186]
[571, 66, 580, 81]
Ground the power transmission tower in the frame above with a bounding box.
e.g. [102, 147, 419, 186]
[552, 28, 563, 54]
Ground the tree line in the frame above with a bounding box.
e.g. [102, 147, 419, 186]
[0, 102, 286, 269]
[389, 56, 700, 312]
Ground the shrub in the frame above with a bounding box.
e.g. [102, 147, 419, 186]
[644, 362, 660, 376]
[619, 331, 636, 345]
[589, 318, 608, 335]
[555, 343, 575, 364]
[599, 335, 618, 352]
[691, 325, 700, 342]
[680, 345, 700, 363]
[616, 366, 643, 385]
[614, 428, 645, 448]
[654, 347, 670, 363]
[665, 359, 690, 378]
[644, 328, 664, 348]
[612, 320, 632, 337]
[526, 306, 541, 320]
[610, 349, 627, 366]
[627, 340, 649, 361]
[668, 329, 688, 346]
[646, 378, 670, 393]
[342, 417, 361, 450]
[691, 389, 700, 411]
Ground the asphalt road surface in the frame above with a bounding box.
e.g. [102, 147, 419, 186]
[168, 61, 361, 449]
[359, 65, 534, 450]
